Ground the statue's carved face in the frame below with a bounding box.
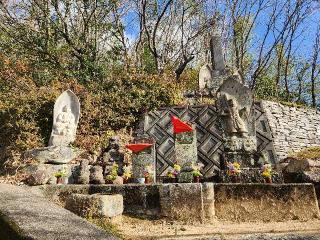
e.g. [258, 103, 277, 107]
[109, 137, 120, 150]
[227, 99, 235, 107]
[62, 105, 71, 113]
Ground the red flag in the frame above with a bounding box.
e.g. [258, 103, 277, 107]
[171, 116, 193, 134]
[125, 143, 153, 153]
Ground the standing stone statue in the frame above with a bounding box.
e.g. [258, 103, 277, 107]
[217, 75, 256, 167]
[101, 136, 125, 176]
[220, 96, 249, 136]
[49, 90, 80, 146]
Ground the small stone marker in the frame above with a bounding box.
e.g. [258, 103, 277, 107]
[171, 116, 198, 183]
[126, 136, 156, 183]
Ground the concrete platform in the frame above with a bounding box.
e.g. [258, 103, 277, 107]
[0, 184, 118, 240]
[39, 183, 320, 223]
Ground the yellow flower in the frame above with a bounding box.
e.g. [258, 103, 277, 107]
[173, 164, 181, 172]
[233, 162, 240, 169]
[167, 171, 175, 178]
[262, 169, 272, 178]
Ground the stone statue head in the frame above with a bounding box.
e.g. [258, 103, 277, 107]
[107, 136, 120, 151]
[62, 105, 71, 113]
[227, 99, 236, 107]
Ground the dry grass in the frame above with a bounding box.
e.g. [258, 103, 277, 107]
[288, 147, 320, 160]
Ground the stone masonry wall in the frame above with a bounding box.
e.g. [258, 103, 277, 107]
[262, 101, 320, 160]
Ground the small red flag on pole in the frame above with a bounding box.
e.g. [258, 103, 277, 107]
[171, 115, 193, 134]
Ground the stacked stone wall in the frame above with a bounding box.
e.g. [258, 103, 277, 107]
[262, 101, 320, 160]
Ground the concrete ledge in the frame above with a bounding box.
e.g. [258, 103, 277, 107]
[0, 184, 118, 240]
[215, 183, 320, 222]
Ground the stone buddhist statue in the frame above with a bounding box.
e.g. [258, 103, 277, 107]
[25, 90, 82, 165]
[51, 105, 76, 144]
[217, 74, 256, 167]
[101, 136, 125, 176]
[222, 98, 248, 136]
[49, 90, 80, 147]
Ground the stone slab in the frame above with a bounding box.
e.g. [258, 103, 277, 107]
[214, 183, 320, 222]
[65, 193, 123, 218]
[0, 184, 118, 240]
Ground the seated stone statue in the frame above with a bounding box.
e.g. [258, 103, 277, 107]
[101, 136, 125, 176]
[53, 105, 76, 139]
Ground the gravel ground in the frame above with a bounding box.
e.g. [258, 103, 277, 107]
[115, 215, 320, 240]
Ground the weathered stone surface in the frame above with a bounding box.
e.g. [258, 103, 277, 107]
[23, 90, 82, 166]
[49, 90, 80, 147]
[74, 159, 90, 184]
[217, 76, 256, 167]
[40, 184, 161, 216]
[175, 128, 197, 170]
[101, 136, 125, 176]
[40, 183, 320, 223]
[65, 193, 123, 218]
[159, 183, 204, 222]
[24, 164, 77, 185]
[0, 184, 118, 240]
[25, 146, 82, 164]
[210, 31, 226, 71]
[90, 166, 105, 184]
[262, 101, 320, 160]
[132, 137, 156, 182]
[214, 183, 320, 222]
[199, 64, 213, 91]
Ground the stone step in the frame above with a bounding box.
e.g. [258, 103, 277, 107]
[0, 183, 118, 240]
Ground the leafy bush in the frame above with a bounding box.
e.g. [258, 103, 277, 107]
[0, 55, 184, 171]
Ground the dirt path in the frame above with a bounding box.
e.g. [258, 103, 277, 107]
[115, 216, 320, 240]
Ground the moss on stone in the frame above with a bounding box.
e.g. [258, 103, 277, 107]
[87, 217, 124, 239]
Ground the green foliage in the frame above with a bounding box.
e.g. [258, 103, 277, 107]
[0, 55, 183, 170]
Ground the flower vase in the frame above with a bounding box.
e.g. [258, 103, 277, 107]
[137, 177, 145, 184]
[231, 175, 240, 183]
[145, 177, 152, 184]
[56, 177, 63, 184]
[123, 178, 130, 184]
[265, 177, 272, 184]
[193, 176, 200, 183]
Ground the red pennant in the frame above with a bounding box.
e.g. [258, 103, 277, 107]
[125, 143, 153, 153]
[171, 116, 193, 134]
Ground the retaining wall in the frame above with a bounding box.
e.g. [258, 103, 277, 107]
[262, 101, 320, 160]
